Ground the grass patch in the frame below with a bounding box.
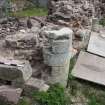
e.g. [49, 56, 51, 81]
[66, 56, 105, 105]
[67, 57, 77, 96]
[67, 57, 76, 85]
[88, 96, 98, 105]
[18, 97, 32, 105]
[10, 7, 48, 17]
[68, 57, 76, 81]
[32, 84, 70, 105]
[99, 18, 105, 27]
[87, 94, 105, 105]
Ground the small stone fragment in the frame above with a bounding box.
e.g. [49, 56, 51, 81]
[24, 78, 49, 96]
[0, 85, 22, 104]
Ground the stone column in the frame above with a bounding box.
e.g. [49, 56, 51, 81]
[43, 27, 73, 87]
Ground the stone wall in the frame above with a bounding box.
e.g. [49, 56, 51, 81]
[94, 0, 105, 18]
[47, 0, 105, 27]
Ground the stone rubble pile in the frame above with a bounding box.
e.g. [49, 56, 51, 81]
[5, 32, 37, 49]
[94, 0, 105, 18]
[4, 25, 49, 78]
[0, 16, 44, 39]
[48, 0, 94, 27]
[0, 17, 51, 104]
[0, 18, 27, 38]
[0, 17, 47, 76]
[48, 0, 105, 24]
[0, 57, 49, 104]
[4, 29, 49, 78]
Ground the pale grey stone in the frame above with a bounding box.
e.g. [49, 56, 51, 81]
[72, 51, 105, 85]
[0, 57, 32, 84]
[47, 59, 70, 87]
[43, 48, 71, 66]
[87, 32, 105, 57]
[44, 27, 73, 39]
[43, 27, 72, 87]
[0, 85, 22, 104]
[92, 18, 100, 32]
[48, 0, 94, 26]
[50, 39, 70, 54]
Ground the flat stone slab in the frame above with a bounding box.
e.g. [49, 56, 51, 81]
[87, 32, 105, 57]
[72, 51, 105, 86]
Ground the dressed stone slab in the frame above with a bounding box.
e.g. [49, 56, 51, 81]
[87, 32, 105, 57]
[0, 57, 32, 84]
[72, 51, 105, 86]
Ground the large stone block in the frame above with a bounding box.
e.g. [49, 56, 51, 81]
[0, 57, 32, 85]
[43, 48, 71, 66]
[0, 85, 22, 104]
[72, 51, 105, 86]
[24, 78, 49, 96]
